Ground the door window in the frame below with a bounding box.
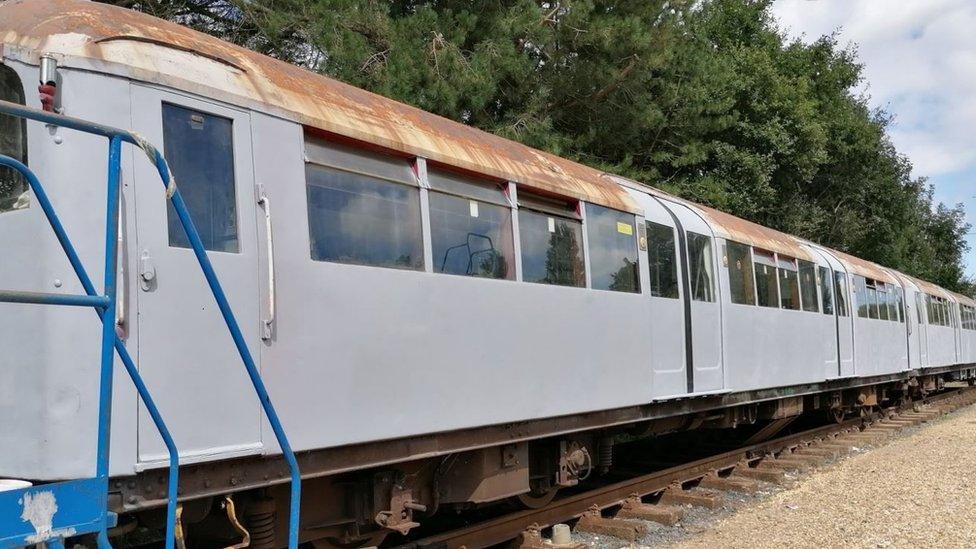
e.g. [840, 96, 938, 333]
[646, 221, 678, 298]
[687, 232, 714, 302]
[726, 241, 755, 305]
[162, 103, 239, 252]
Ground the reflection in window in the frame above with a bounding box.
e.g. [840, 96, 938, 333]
[646, 221, 679, 298]
[519, 199, 584, 287]
[867, 281, 880, 319]
[835, 271, 850, 317]
[0, 64, 28, 212]
[855, 276, 869, 318]
[819, 266, 834, 315]
[585, 204, 639, 292]
[778, 257, 800, 310]
[877, 285, 890, 321]
[163, 104, 238, 252]
[306, 164, 423, 269]
[754, 250, 779, 308]
[727, 241, 755, 305]
[798, 260, 818, 312]
[687, 232, 714, 302]
[430, 191, 513, 279]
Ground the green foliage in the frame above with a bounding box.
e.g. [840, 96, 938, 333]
[100, 0, 973, 292]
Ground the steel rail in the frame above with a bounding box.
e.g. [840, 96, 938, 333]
[412, 387, 975, 549]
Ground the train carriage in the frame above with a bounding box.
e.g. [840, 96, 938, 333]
[1, 1, 975, 547]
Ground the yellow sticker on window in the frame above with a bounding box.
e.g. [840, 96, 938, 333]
[616, 222, 633, 236]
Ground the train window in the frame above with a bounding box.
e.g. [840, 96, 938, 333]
[895, 288, 905, 323]
[819, 266, 834, 315]
[585, 203, 639, 292]
[726, 241, 755, 305]
[646, 221, 679, 298]
[0, 64, 28, 213]
[854, 276, 869, 318]
[834, 271, 849, 317]
[429, 170, 513, 279]
[778, 257, 800, 310]
[304, 138, 423, 269]
[754, 249, 779, 308]
[798, 260, 818, 312]
[163, 104, 238, 252]
[877, 284, 890, 321]
[927, 295, 938, 326]
[687, 232, 714, 301]
[518, 194, 584, 287]
[866, 281, 880, 320]
[886, 286, 898, 322]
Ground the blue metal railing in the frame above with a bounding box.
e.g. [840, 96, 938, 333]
[0, 100, 301, 548]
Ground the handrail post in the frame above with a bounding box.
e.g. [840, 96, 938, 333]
[95, 136, 124, 544]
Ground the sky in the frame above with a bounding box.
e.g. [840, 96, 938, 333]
[771, 0, 976, 278]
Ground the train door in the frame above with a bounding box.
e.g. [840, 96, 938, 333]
[900, 281, 918, 372]
[916, 292, 929, 367]
[809, 248, 840, 379]
[626, 189, 688, 398]
[131, 85, 263, 463]
[813, 247, 854, 377]
[660, 200, 723, 393]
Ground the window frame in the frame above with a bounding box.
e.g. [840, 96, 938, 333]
[726, 240, 756, 306]
[645, 220, 680, 299]
[583, 203, 641, 293]
[517, 192, 586, 288]
[753, 248, 780, 308]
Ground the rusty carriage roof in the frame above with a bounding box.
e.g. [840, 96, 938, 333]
[0, 0, 639, 213]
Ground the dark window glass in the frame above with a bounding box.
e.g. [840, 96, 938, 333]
[855, 276, 869, 318]
[885, 286, 897, 322]
[819, 266, 834, 315]
[687, 232, 714, 302]
[867, 283, 880, 319]
[835, 271, 849, 317]
[778, 258, 800, 310]
[519, 208, 585, 287]
[877, 285, 890, 321]
[163, 104, 238, 252]
[798, 260, 818, 312]
[306, 164, 423, 269]
[754, 252, 779, 307]
[727, 241, 755, 305]
[430, 191, 513, 279]
[926, 295, 936, 325]
[585, 204, 639, 293]
[896, 289, 905, 323]
[646, 221, 679, 298]
[0, 64, 28, 212]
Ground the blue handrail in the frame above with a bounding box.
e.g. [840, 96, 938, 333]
[0, 99, 301, 548]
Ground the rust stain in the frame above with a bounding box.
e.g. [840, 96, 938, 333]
[0, 0, 638, 213]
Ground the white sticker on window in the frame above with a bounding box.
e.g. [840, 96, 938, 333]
[548, 216, 556, 233]
[469, 200, 479, 218]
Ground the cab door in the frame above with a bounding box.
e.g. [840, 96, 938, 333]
[131, 85, 263, 464]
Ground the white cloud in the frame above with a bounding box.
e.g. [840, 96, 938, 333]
[772, 0, 976, 177]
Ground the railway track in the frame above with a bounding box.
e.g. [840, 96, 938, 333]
[404, 387, 976, 549]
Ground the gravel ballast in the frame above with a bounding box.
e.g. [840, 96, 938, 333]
[665, 405, 976, 548]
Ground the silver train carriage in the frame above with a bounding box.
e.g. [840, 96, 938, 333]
[1, 0, 975, 546]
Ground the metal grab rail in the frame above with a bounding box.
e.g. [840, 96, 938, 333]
[0, 99, 301, 548]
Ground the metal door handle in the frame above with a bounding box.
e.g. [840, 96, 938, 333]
[258, 186, 275, 341]
[140, 249, 156, 291]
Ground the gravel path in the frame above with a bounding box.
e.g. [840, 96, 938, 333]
[664, 405, 976, 549]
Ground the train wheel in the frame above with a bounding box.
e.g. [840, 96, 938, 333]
[831, 407, 845, 424]
[514, 486, 559, 509]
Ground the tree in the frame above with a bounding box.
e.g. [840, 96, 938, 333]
[98, 0, 973, 293]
